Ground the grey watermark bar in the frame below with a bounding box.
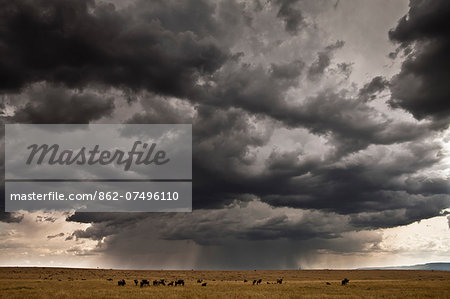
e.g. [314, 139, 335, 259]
[5, 124, 192, 212]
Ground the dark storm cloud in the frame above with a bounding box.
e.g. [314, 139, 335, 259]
[191, 105, 274, 208]
[349, 193, 450, 229]
[196, 62, 430, 155]
[47, 232, 64, 239]
[358, 76, 389, 102]
[127, 96, 194, 124]
[1, 0, 444, 221]
[9, 87, 114, 123]
[261, 141, 450, 214]
[307, 40, 344, 81]
[2, 0, 449, 269]
[189, 130, 448, 227]
[388, 0, 450, 122]
[65, 212, 155, 241]
[335, 62, 353, 79]
[71, 223, 121, 241]
[116, 44, 438, 216]
[156, 207, 348, 244]
[36, 215, 57, 223]
[270, 60, 305, 80]
[0, 212, 24, 223]
[65, 211, 150, 226]
[66, 201, 384, 269]
[0, 0, 228, 96]
[180, 34, 428, 160]
[274, 0, 306, 34]
[307, 53, 330, 81]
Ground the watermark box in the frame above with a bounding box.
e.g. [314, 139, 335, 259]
[5, 124, 192, 212]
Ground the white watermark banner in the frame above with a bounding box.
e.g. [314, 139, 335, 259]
[5, 124, 192, 212]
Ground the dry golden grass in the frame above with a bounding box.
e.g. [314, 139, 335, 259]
[0, 267, 449, 298]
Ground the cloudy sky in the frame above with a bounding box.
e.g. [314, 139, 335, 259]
[1, 0, 450, 269]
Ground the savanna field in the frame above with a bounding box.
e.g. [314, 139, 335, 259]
[0, 267, 449, 298]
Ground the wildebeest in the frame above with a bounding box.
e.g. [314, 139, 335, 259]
[117, 279, 126, 286]
[140, 279, 150, 287]
[341, 278, 349, 286]
[168, 281, 174, 286]
[244, 279, 248, 283]
[106, 278, 113, 281]
[253, 279, 262, 285]
[175, 279, 185, 286]
[326, 282, 331, 285]
[277, 278, 283, 284]
[197, 279, 203, 283]
[201, 282, 207, 286]
[134, 279, 138, 286]
[151, 279, 165, 286]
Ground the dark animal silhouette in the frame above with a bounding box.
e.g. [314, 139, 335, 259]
[151, 279, 166, 286]
[341, 278, 349, 286]
[197, 279, 203, 283]
[140, 279, 150, 287]
[168, 281, 174, 286]
[117, 279, 126, 286]
[326, 282, 331, 285]
[253, 279, 262, 285]
[201, 282, 207, 286]
[134, 279, 138, 286]
[277, 278, 283, 284]
[175, 279, 185, 286]
[106, 278, 113, 281]
[244, 279, 248, 283]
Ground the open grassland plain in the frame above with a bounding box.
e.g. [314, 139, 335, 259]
[0, 267, 449, 298]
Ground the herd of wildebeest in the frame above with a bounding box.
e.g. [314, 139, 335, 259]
[112, 277, 351, 287]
